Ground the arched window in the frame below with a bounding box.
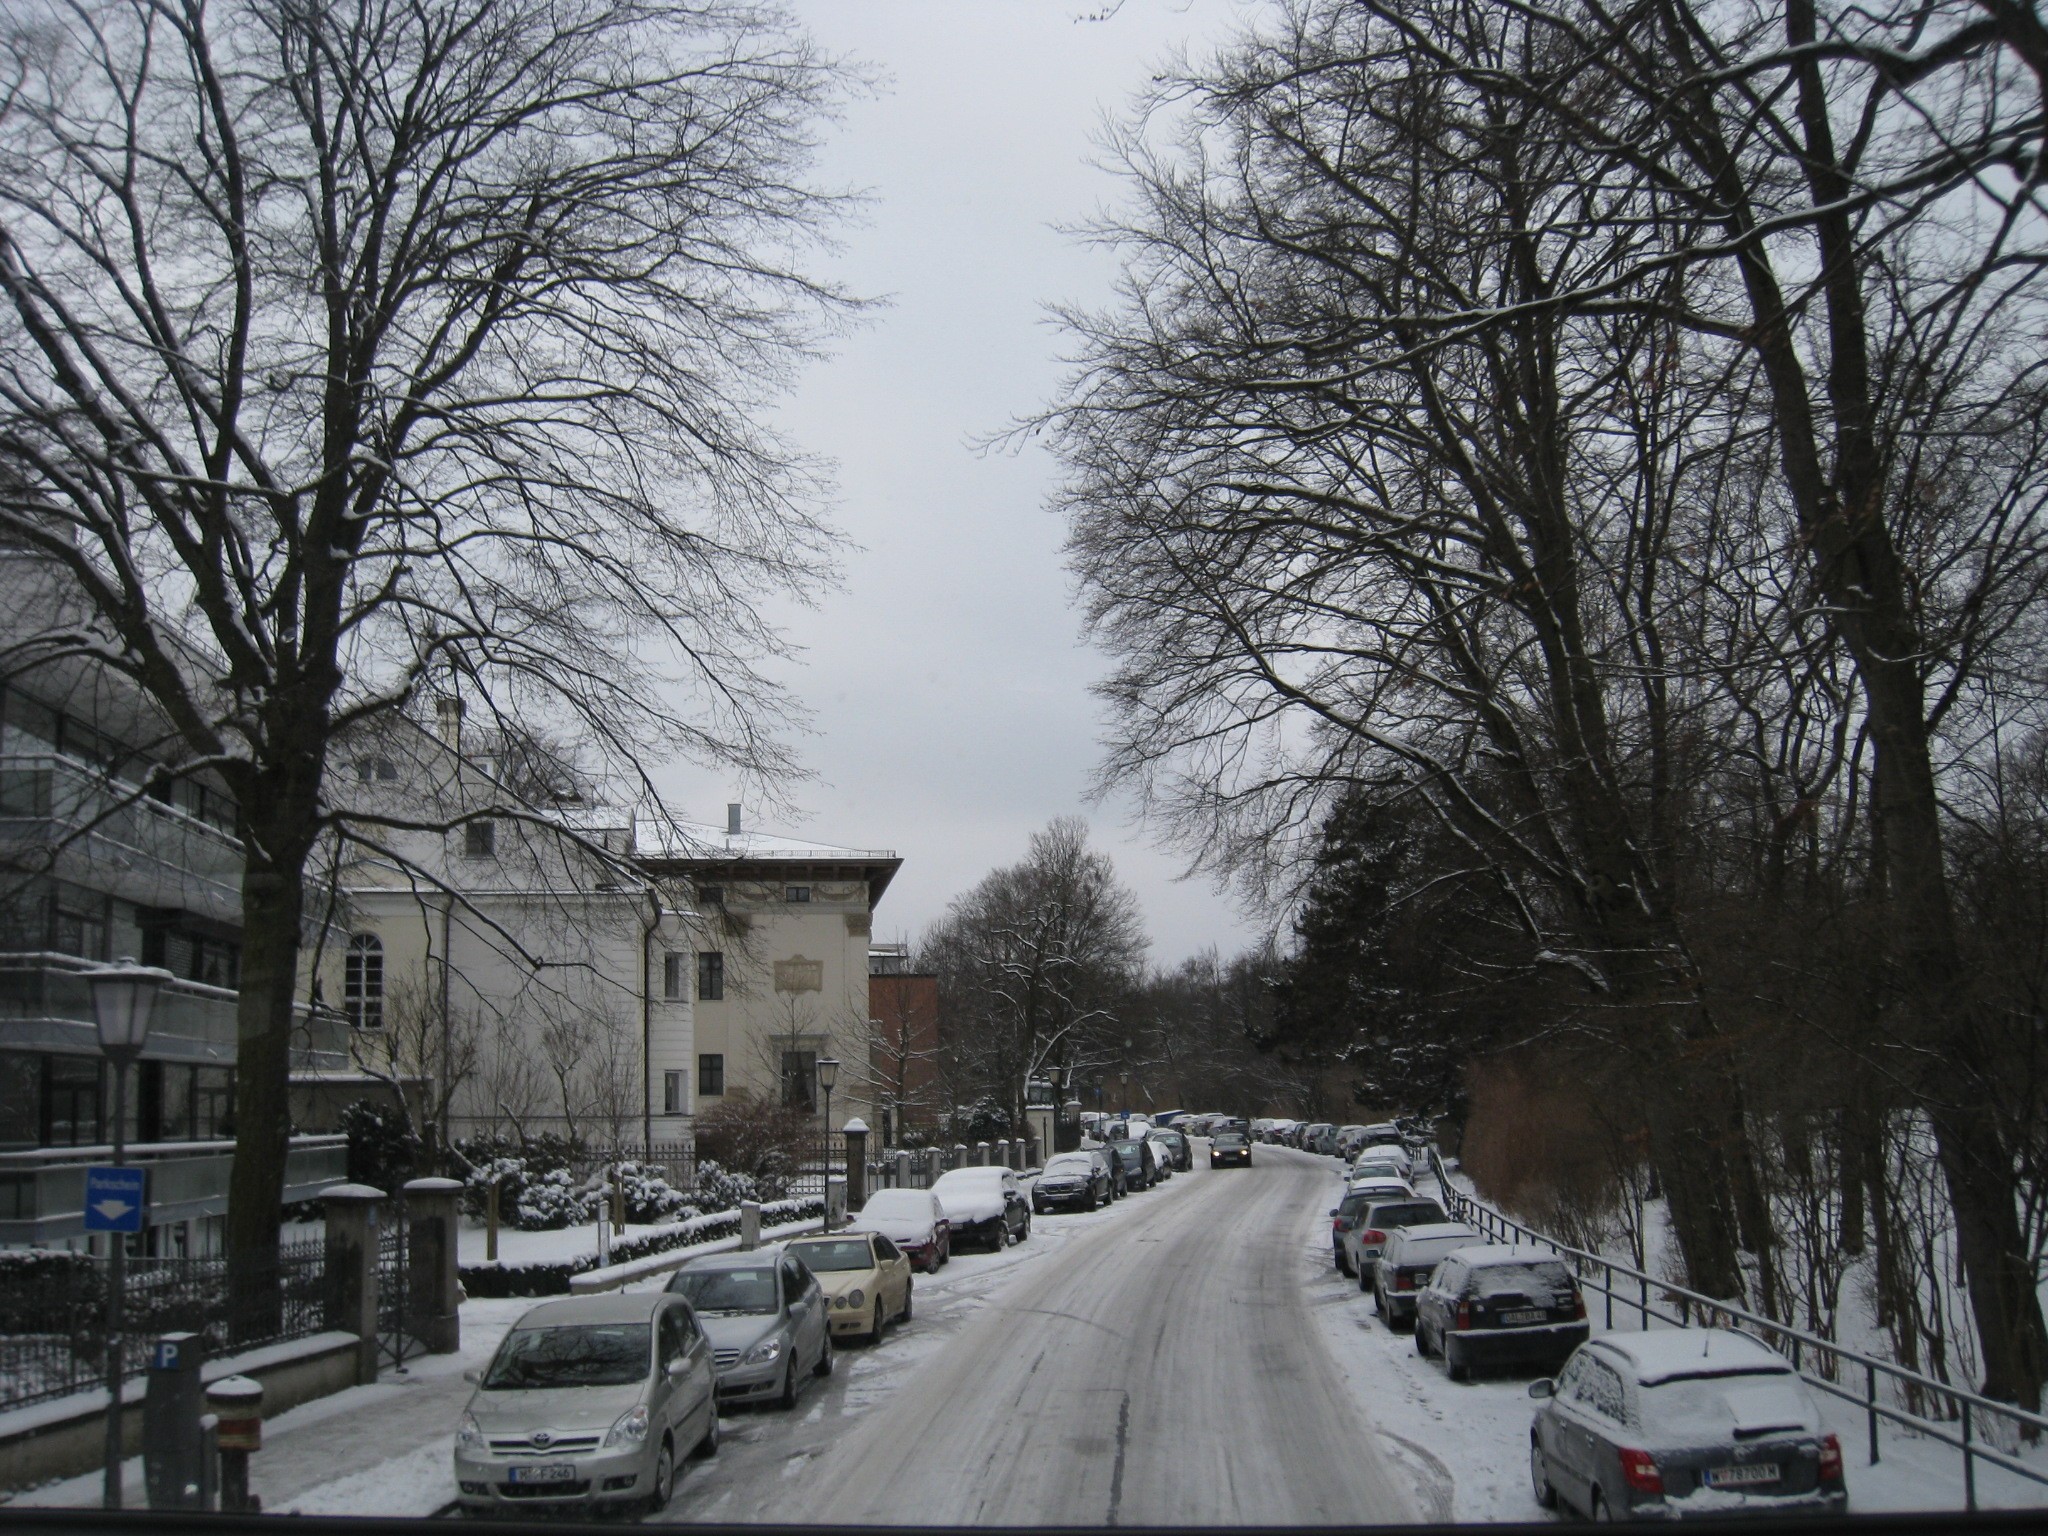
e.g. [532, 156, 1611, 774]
[344, 933, 384, 1029]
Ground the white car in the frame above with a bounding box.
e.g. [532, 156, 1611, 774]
[846, 1187, 950, 1271]
[1353, 1141, 1413, 1177]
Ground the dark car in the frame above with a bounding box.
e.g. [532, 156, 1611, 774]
[1148, 1127, 1192, 1171]
[1033, 1150, 1114, 1212]
[1369, 1220, 1481, 1326]
[1414, 1245, 1589, 1381]
[1529, 1330, 1847, 1521]
[1084, 1141, 1129, 1198]
[1111, 1137, 1158, 1189]
[932, 1166, 1031, 1249]
[1329, 1185, 1423, 1276]
[1209, 1131, 1251, 1167]
[1341, 1195, 1449, 1279]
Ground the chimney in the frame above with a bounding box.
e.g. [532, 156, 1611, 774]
[435, 697, 464, 754]
[726, 802, 742, 837]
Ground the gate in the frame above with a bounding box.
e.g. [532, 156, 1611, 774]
[376, 1194, 426, 1371]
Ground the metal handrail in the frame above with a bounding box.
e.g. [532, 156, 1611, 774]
[1424, 1147, 2048, 1510]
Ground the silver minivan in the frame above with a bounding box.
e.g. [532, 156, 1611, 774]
[454, 1292, 718, 1516]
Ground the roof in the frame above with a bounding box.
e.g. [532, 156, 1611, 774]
[634, 818, 901, 905]
[670, 1245, 788, 1272]
[511, 1292, 677, 1326]
[1590, 1328, 1793, 1384]
[1392, 1222, 1481, 1244]
[1444, 1244, 1567, 1268]
[933, 1165, 1009, 1184]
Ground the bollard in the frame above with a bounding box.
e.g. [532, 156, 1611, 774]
[896, 1149, 913, 1189]
[403, 1177, 464, 1354]
[206, 1376, 262, 1514]
[739, 1200, 761, 1250]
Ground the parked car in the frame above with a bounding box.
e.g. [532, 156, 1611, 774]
[1333, 1124, 1372, 1159]
[1528, 1330, 1848, 1521]
[846, 1187, 950, 1272]
[1340, 1195, 1449, 1278]
[1347, 1157, 1409, 1185]
[1302, 1122, 1337, 1154]
[1034, 1150, 1113, 1211]
[1111, 1136, 1159, 1189]
[1368, 1221, 1481, 1327]
[1329, 1184, 1405, 1275]
[663, 1248, 834, 1408]
[1209, 1131, 1252, 1167]
[1149, 1126, 1193, 1171]
[1413, 1245, 1589, 1381]
[784, 1232, 913, 1346]
[1353, 1141, 1413, 1177]
[1359, 1120, 1403, 1146]
[1081, 1140, 1130, 1197]
[454, 1292, 719, 1517]
[932, 1165, 1031, 1248]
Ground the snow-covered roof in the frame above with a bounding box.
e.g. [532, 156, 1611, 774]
[1445, 1243, 1569, 1268]
[635, 818, 897, 862]
[1591, 1327, 1793, 1384]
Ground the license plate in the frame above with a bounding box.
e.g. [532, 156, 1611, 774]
[507, 1464, 577, 1484]
[1705, 1463, 1779, 1487]
[1500, 1308, 1546, 1325]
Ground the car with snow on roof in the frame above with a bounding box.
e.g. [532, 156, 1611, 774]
[1034, 1150, 1114, 1212]
[1367, 1220, 1480, 1328]
[847, 1187, 951, 1272]
[932, 1164, 1031, 1249]
[1414, 1244, 1589, 1381]
[1527, 1328, 1847, 1521]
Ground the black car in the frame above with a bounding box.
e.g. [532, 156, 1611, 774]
[1209, 1131, 1251, 1167]
[1414, 1245, 1589, 1381]
[1033, 1150, 1113, 1212]
[1149, 1128, 1192, 1171]
[1111, 1137, 1158, 1189]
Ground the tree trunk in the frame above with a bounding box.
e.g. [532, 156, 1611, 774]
[226, 860, 309, 1343]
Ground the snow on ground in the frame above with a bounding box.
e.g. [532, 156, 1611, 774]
[1310, 1157, 2048, 1520]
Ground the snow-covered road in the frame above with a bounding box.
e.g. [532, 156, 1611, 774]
[660, 1149, 1417, 1526]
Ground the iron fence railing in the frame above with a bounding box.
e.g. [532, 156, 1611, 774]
[0, 1237, 331, 1411]
[1425, 1147, 2048, 1510]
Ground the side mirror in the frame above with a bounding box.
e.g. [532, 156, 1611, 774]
[1528, 1379, 1555, 1400]
[462, 1369, 479, 1384]
[667, 1359, 687, 1381]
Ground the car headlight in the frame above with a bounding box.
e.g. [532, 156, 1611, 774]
[456, 1412, 483, 1451]
[743, 1336, 784, 1365]
[847, 1288, 865, 1310]
[832, 1293, 849, 1309]
[603, 1404, 649, 1447]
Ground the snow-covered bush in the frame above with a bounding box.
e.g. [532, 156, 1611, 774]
[692, 1160, 759, 1212]
[613, 1161, 694, 1223]
[514, 1166, 598, 1230]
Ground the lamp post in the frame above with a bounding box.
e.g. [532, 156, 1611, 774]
[815, 1057, 839, 1232]
[89, 960, 169, 1510]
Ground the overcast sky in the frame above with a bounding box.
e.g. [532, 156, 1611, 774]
[662, 0, 1267, 967]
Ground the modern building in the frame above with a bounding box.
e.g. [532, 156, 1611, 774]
[637, 809, 901, 1127]
[0, 559, 348, 1251]
[318, 700, 695, 1153]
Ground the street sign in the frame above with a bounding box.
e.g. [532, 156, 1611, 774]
[83, 1165, 147, 1234]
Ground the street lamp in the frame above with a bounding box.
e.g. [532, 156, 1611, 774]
[89, 959, 169, 1510]
[815, 1057, 839, 1232]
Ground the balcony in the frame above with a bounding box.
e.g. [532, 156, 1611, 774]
[0, 953, 351, 1072]
[0, 753, 243, 922]
[0, 1134, 348, 1243]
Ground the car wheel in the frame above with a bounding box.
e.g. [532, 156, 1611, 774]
[1357, 1263, 1372, 1294]
[997, 1222, 1011, 1250]
[1019, 1215, 1031, 1242]
[901, 1280, 914, 1323]
[777, 1355, 799, 1409]
[1591, 1488, 1613, 1523]
[1445, 1341, 1470, 1383]
[813, 1331, 834, 1378]
[647, 1435, 676, 1513]
[1335, 1247, 1352, 1276]
[1529, 1437, 1557, 1510]
[695, 1400, 720, 1459]
[1370, 1284, 1383, 1317]
[867, 1302, 886, 1346]
[1415, 1322, 1433, 1358]
[1086, 1191, 1099, 1211]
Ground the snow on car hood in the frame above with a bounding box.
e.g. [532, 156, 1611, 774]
[849, 1213, 931, 1244]
[466, 1380, 645, 1436]
[933, 1176, 1006, 1223]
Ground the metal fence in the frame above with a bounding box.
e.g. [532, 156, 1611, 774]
[0, 1237, 331, 1411]
[1425, 1148, 2048, 1510]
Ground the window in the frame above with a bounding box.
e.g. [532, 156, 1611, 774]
[354, 755, 397, 782]
[463, 819, 496, 857]
[662, 952, 685, 1001]
[699, 1054, 724, 1096]
[47, 1056, 101, 1146]
[781, 1050, 817, 1111]
[344, 933, 384, 1029]
[697, 951, 724, 1001]
[194, 1067, 234, 1139]
[784, 885, 811, 903]
[696, 885, 723, 907]
[0, 1054, 38, 1152]
[663, 1070, 688, 1115]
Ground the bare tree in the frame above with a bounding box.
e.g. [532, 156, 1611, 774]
[0, 0, 858, 1299]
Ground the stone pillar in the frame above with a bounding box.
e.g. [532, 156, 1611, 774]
[974, 1140, 989, 1166]
[993, 1138, 1009, 1167]
[739, 1200, 761, 1250]
[843, 1118, 869, 1213]
[402, 1177, 463, 1354]
[925, 1147, 943, 1187]
[896, 1149, 913, 1189]
[826, 1175, 847, 1229]
[320, 1183, 383, 1385]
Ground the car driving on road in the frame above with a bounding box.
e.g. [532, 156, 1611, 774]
[1413, 1245, 1589, 1381]
[663, 1248, 833, 1408]
[1528, 1330, 1848, 1521]
[453, 1292, 719, 1518]
[1210, 1130, 1252, 1167]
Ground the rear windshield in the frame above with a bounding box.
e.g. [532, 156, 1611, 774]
[1398, 1235, 1475, 1265]
[1638, 1369, 1806, 1438]
[484, 1323, 649, 1389]
[1368, 1201, 1447, 1229]
[1466, 1260, 1576, 1299]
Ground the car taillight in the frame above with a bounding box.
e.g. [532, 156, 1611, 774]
[1395, 1272, 1415, 1291]
[1618, 1448, 1664, 1494]
[1456, 1300, 1472, 1330]
[1571, 1291, 1587, 1320]
[1819, 1433, 1842, 1482]
[1332, 1218, 1344, 1232]
[1360, 1229, 1386, 1246]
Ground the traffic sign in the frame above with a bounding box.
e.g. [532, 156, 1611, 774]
[83, 1165, 147, 1233]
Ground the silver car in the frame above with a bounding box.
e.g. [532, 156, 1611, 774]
[664, 1246, 833, 1407]
[453, 1292, 718, 1516]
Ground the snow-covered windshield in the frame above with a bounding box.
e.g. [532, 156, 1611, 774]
[1044, 1154, 1095, 1175]
[482, 1324, 649, 1389]
[790, 1239, 875, 1273]
[1467, 1261, 1575, 1300]
[669, 1266, 780, 1314]
[1638, 1370, 1810, 1440]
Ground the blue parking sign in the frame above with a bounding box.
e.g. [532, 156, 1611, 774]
[83, 1165, 147, 1234]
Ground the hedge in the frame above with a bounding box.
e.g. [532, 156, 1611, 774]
[457, 1196, 823, 1299]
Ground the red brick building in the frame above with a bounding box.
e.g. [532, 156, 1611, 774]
[868, 944, 940, 1143]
